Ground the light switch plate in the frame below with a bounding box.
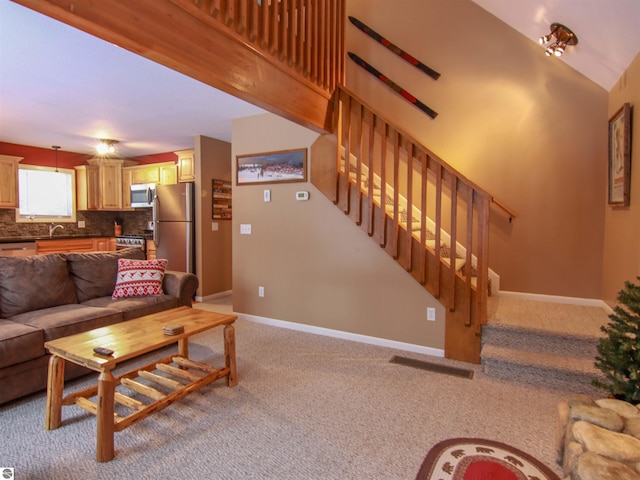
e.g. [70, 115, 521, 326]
[264, 189, 271, 202]
[211, 222, 219, 231]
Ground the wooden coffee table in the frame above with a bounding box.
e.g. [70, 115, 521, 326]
[44, 306, 237, 462]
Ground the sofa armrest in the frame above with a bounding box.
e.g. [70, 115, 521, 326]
[162, 271, 199, 307]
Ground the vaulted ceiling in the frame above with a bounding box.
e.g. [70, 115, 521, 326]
[1, 0, 638, 157]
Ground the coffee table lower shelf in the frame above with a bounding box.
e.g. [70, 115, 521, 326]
[61, 354, 231, 434]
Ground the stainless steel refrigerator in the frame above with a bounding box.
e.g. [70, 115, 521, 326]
[152, 183, 195, 273]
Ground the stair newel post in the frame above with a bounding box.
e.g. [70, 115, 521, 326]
[366, 109, 376, 237]
[416, 150, 428, 284]
[433, 162, 443, 299]
[374, 122, 388, 247]
[475, 192, 490, 331]
[448, 172, 459, 312]
[464, 186, 474, 327]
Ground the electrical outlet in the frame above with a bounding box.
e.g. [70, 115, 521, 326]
[427, 307, 436, 321]
[211, 222, 219, 231]
[78, 220, 86, 228]
[240, 224, 252, 235]
[258, 286, 265, 297]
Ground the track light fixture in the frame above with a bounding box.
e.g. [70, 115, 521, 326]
[538, 23, 578, 57]
[96, 139, 118, 156]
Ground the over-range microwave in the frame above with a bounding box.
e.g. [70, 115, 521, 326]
[130, 183, 156, 208]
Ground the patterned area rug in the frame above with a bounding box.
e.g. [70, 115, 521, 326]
[415, 438, 561, 480]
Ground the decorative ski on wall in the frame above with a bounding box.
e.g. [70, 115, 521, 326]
[348, 16, 441, 80]
[348, 52, 438, 119]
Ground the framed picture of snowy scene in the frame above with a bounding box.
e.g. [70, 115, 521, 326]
[236, 148, 307, 185]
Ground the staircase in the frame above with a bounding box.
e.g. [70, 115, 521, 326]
[481, 295, 609, 394]
[312, 86, 515, 363]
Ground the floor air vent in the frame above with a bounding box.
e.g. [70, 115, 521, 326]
[389, 355, 474, 379]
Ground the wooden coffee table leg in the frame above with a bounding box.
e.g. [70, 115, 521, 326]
[45, 355, 65, 430]
[224, 324, 237, 387]
[96, 369, 116, 462]
[178, 338, 188, 359]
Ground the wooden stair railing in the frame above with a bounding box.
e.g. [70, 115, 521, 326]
[312, 86, 514, 363]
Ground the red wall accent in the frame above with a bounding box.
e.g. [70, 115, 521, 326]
[0, 142, 179, 167]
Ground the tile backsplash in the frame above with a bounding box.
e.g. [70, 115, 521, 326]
[0, 209, 153, 240]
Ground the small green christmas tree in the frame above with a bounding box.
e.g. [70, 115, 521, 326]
[593, 277, 640, 403]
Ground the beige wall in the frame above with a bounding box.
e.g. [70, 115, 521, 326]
[195, 135, 233, 298]
[602, 53, 640, 305]
[347, 0, 608, 298]
[232, 114, 445, 350]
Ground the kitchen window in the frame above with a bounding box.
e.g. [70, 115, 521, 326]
[16, 165, 76, 223]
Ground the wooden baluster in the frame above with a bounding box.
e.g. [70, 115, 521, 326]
[260, 0, 270, 49]
[210, 0, 222, 17]
[236, 0, 247, 35]
[340, 91, 351, 214]
[448, 172, 458, 311]
[366, 110, 376, 236]
[353, 101, 364, 225]
[374, 122, 388, 247]
[280, 0, 289, 62]
[433, 161, 442, 298]
[304, 0, 312, 77]
[416, 150, 427, 284]
[401, 142, 413, 271]
[270, 0, 279, 56]
[386, 129, 400, 259]
[327, 0, 335, 91]
[464, 186, 474, 326]
[248, 0, 259, 42]
[332, 88, 342, 205]
[295, 0, 303, 71]
[224, 0, 235, 26]
[318, 0, 326, 90]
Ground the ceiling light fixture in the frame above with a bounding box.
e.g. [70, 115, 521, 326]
[96, 139, 118, 156]
[538, 23, 578, 57]
[52, 145, 60, 172]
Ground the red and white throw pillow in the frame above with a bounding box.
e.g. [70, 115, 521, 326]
[112, 258, 168, 299]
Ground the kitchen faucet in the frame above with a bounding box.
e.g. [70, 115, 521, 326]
[49, 224, 64, 238]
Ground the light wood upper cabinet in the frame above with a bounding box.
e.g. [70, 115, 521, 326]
[0, 155, 22, 208]
[160, 163, 178, 185]
[124, 162, 177, 188]
[175, 149, 195, 182]
[76, 158, 132, 210]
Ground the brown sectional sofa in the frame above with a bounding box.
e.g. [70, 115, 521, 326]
[0, 247, 198, 405]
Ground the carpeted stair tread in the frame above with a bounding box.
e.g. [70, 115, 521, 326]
[481, 344, 600, 376]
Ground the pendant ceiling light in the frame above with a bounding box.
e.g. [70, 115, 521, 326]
[538, 23, 578, 57]
[52, 145, 60, 172]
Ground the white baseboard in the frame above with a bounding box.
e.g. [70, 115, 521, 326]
[195, 290, 233, 303]
[496, 290, 614, 314]
[239, 313, 445, 358]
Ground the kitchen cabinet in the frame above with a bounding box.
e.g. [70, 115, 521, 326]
[175, 149, 195, 182]
[0, 154, 23, 208]
[36, 237, 116, 255]
[77, 158, 133, 210]
[122, 162, 177, 209]
[146, 239, 156, 260]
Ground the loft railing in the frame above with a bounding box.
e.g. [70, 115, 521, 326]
[331, 86, 515, 334]
[181, 0, 345, 94]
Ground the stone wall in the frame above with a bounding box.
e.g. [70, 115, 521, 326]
[557, 394, 640, 479]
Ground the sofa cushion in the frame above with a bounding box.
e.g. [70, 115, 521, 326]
[83, 295, 179, 320]
[112, 258, 168, 299]
[10, 304, 123, 342]
[67, 247, 146, 303]
[0, 254, 78, 318]
[0, 319, 45, 368]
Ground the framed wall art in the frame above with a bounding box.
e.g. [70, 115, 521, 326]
[608, 102, 632, 206]
[236, 148, 307, 185]
[212, 179, 232, 219]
